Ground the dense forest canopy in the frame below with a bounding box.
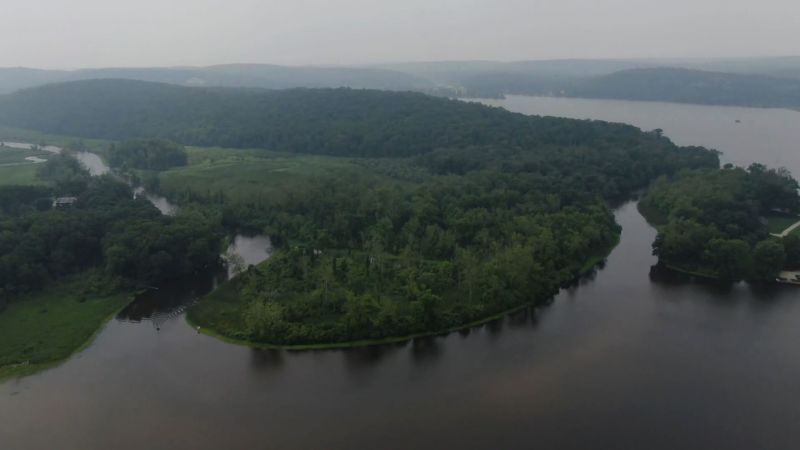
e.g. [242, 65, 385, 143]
[640, 164, 800, 281]
[0, 155, 222, 298]
[0, 79, 720, 160]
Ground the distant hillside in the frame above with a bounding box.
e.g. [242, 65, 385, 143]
[377, 59, 650, 97]
[0, 79, 695, 160]
[562, 68, 800, 108]
[3, 58, 800, 108]
[0, 64, 434, 94]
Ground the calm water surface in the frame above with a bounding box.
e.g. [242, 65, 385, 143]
[480, 96, 800, 173]
[2, 100, 800, 449]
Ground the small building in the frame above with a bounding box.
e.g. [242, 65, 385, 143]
[52, 197, 78, 208]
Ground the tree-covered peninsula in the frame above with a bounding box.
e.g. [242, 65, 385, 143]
[640, 164, 800, 281]
[0, 80, 721, 347]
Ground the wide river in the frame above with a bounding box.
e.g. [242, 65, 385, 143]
[2, 98, 800, 449]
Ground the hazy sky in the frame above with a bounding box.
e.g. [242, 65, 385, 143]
[1, 0, 798, 68]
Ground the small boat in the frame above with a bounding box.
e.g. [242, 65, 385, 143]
[735, 119, 741, 124]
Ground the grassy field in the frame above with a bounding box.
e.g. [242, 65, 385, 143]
[0, 126, 111, 153]
[158, 146, 395, 204]
[0, 276, 132, 380]
[0, 146, 52, 186]
[0, 163, 43, 186]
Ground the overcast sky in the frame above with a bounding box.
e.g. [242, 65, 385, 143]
[1, 0, 798, 69]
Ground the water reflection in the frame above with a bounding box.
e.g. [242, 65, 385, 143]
[249, 349, 285, 371]
[118, 234, 272, 323]
[648, 263, 798, 315]
[506, 307, 537, 329]
[648, 264, 735, 292]
[409, 337, 442, 364]
[342, 344, 404, 371]
[117, 271, 224, 323]
[225, 235, 273, 278]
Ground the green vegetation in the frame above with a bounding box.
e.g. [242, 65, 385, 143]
[158, 147, 368, 207]
[0, 82, 720, 347]
[0, 164, 41, 186]
[0, 273, 131, 380]
[0, 145, 51, 186]
[0, 154, 223, 301]
[640, 163, 800, 281]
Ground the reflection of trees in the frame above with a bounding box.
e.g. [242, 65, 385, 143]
[342, 344, 402, 371]
[410, 337, 442, 364]
[250, 348, 284, 371]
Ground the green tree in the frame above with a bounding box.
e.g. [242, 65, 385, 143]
[752, 239, 786, 281]
[704, 239, 753, 281]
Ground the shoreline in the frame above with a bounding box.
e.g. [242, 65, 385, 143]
[188, 232, 622, 351]
[0, 291, 136, 381]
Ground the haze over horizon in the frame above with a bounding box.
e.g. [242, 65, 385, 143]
[2, 0, 798, 69]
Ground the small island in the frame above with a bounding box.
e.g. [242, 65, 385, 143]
[639, 163, 800, 282]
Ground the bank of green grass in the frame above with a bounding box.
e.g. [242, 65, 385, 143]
[158, 147, 401, 205]
[0, 275, 132, 380]
[0, 146, 52, 186]
[0, 164, 42, 186]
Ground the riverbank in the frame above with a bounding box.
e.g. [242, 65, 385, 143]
[0, 275, 134, 381]
[637, 201, 728, 281]
[188, 233, 621, 351]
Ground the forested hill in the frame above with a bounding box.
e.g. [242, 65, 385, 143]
[0, 79, 709, 160]
[0, 64, 434, 95]
[563, 68, 800, 108]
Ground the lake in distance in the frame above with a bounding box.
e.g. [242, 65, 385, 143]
[1, 97, 800, 450]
